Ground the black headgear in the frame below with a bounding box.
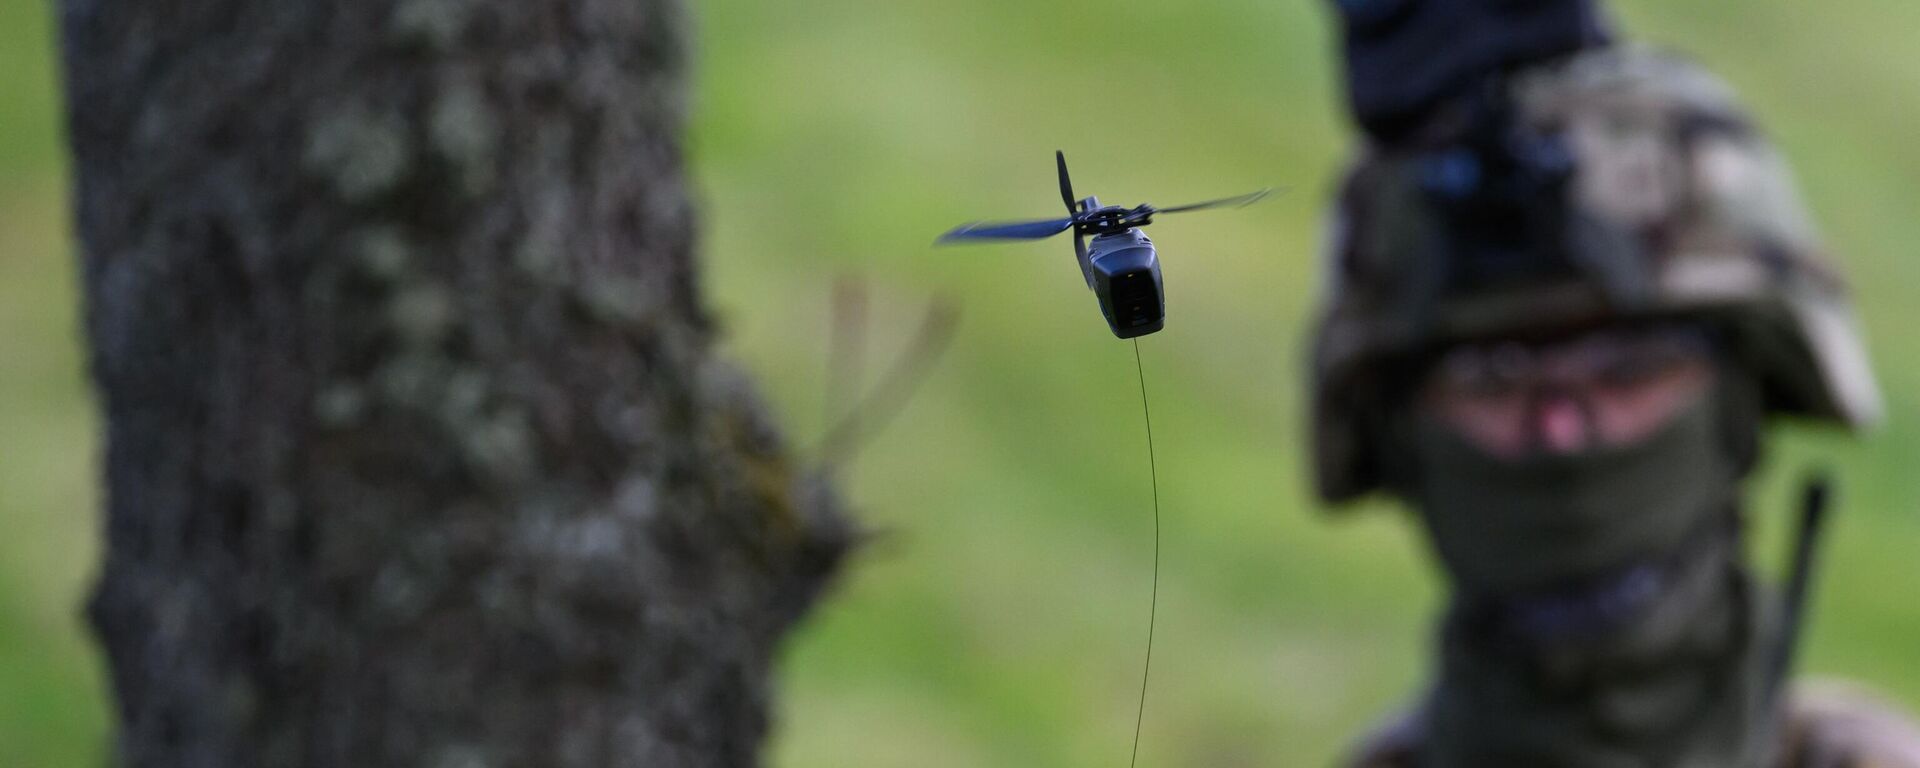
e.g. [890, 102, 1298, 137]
[1330, 0, 1614, 143]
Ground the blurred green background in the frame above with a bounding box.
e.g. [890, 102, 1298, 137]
[4, 1, 1918, 765]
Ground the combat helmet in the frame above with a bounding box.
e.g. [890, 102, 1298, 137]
[1310, 45, 1884, 503]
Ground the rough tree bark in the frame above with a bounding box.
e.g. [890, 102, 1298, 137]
[59, 0, 849, 764]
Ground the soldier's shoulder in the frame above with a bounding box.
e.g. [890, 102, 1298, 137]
[1785, 679, 1920, 768]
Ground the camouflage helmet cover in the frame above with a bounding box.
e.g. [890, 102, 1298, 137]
[1310, 46, 1884, 503]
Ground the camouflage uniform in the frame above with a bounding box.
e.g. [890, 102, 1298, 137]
[1346, 682, 1920, 768]
[1310, 46, 1920, 767]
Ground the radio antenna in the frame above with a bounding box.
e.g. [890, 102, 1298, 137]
[1770, 471, 1834, 702]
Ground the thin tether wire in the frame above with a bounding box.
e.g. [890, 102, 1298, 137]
[1128, 337, 1160, 768]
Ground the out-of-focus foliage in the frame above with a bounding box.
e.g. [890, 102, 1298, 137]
[1, 1, 104, 766]
[1, 1, 1915, 766]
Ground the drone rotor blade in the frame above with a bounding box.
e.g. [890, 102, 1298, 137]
[1154, 188, 1280, 214]
[1057, 150, 1078, 215]
[937, 217, 1078, 243]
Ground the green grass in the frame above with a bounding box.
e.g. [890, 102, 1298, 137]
[3, 1, 1918, 766]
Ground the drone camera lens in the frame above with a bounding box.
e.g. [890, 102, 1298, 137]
[1109, 270, 1159, 327]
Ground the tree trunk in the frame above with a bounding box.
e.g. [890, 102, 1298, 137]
[58, 0, 849, 764]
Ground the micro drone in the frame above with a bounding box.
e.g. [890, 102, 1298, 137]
[938, 151, 1271, 338]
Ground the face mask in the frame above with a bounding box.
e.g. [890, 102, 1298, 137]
[1398, 373, 1779, 766]
[1404, 393, 1741, 595]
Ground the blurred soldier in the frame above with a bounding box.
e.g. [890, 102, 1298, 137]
[1314, 2, 1920, 765]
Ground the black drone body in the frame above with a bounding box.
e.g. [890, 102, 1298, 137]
[939, 152, 1270, 339]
